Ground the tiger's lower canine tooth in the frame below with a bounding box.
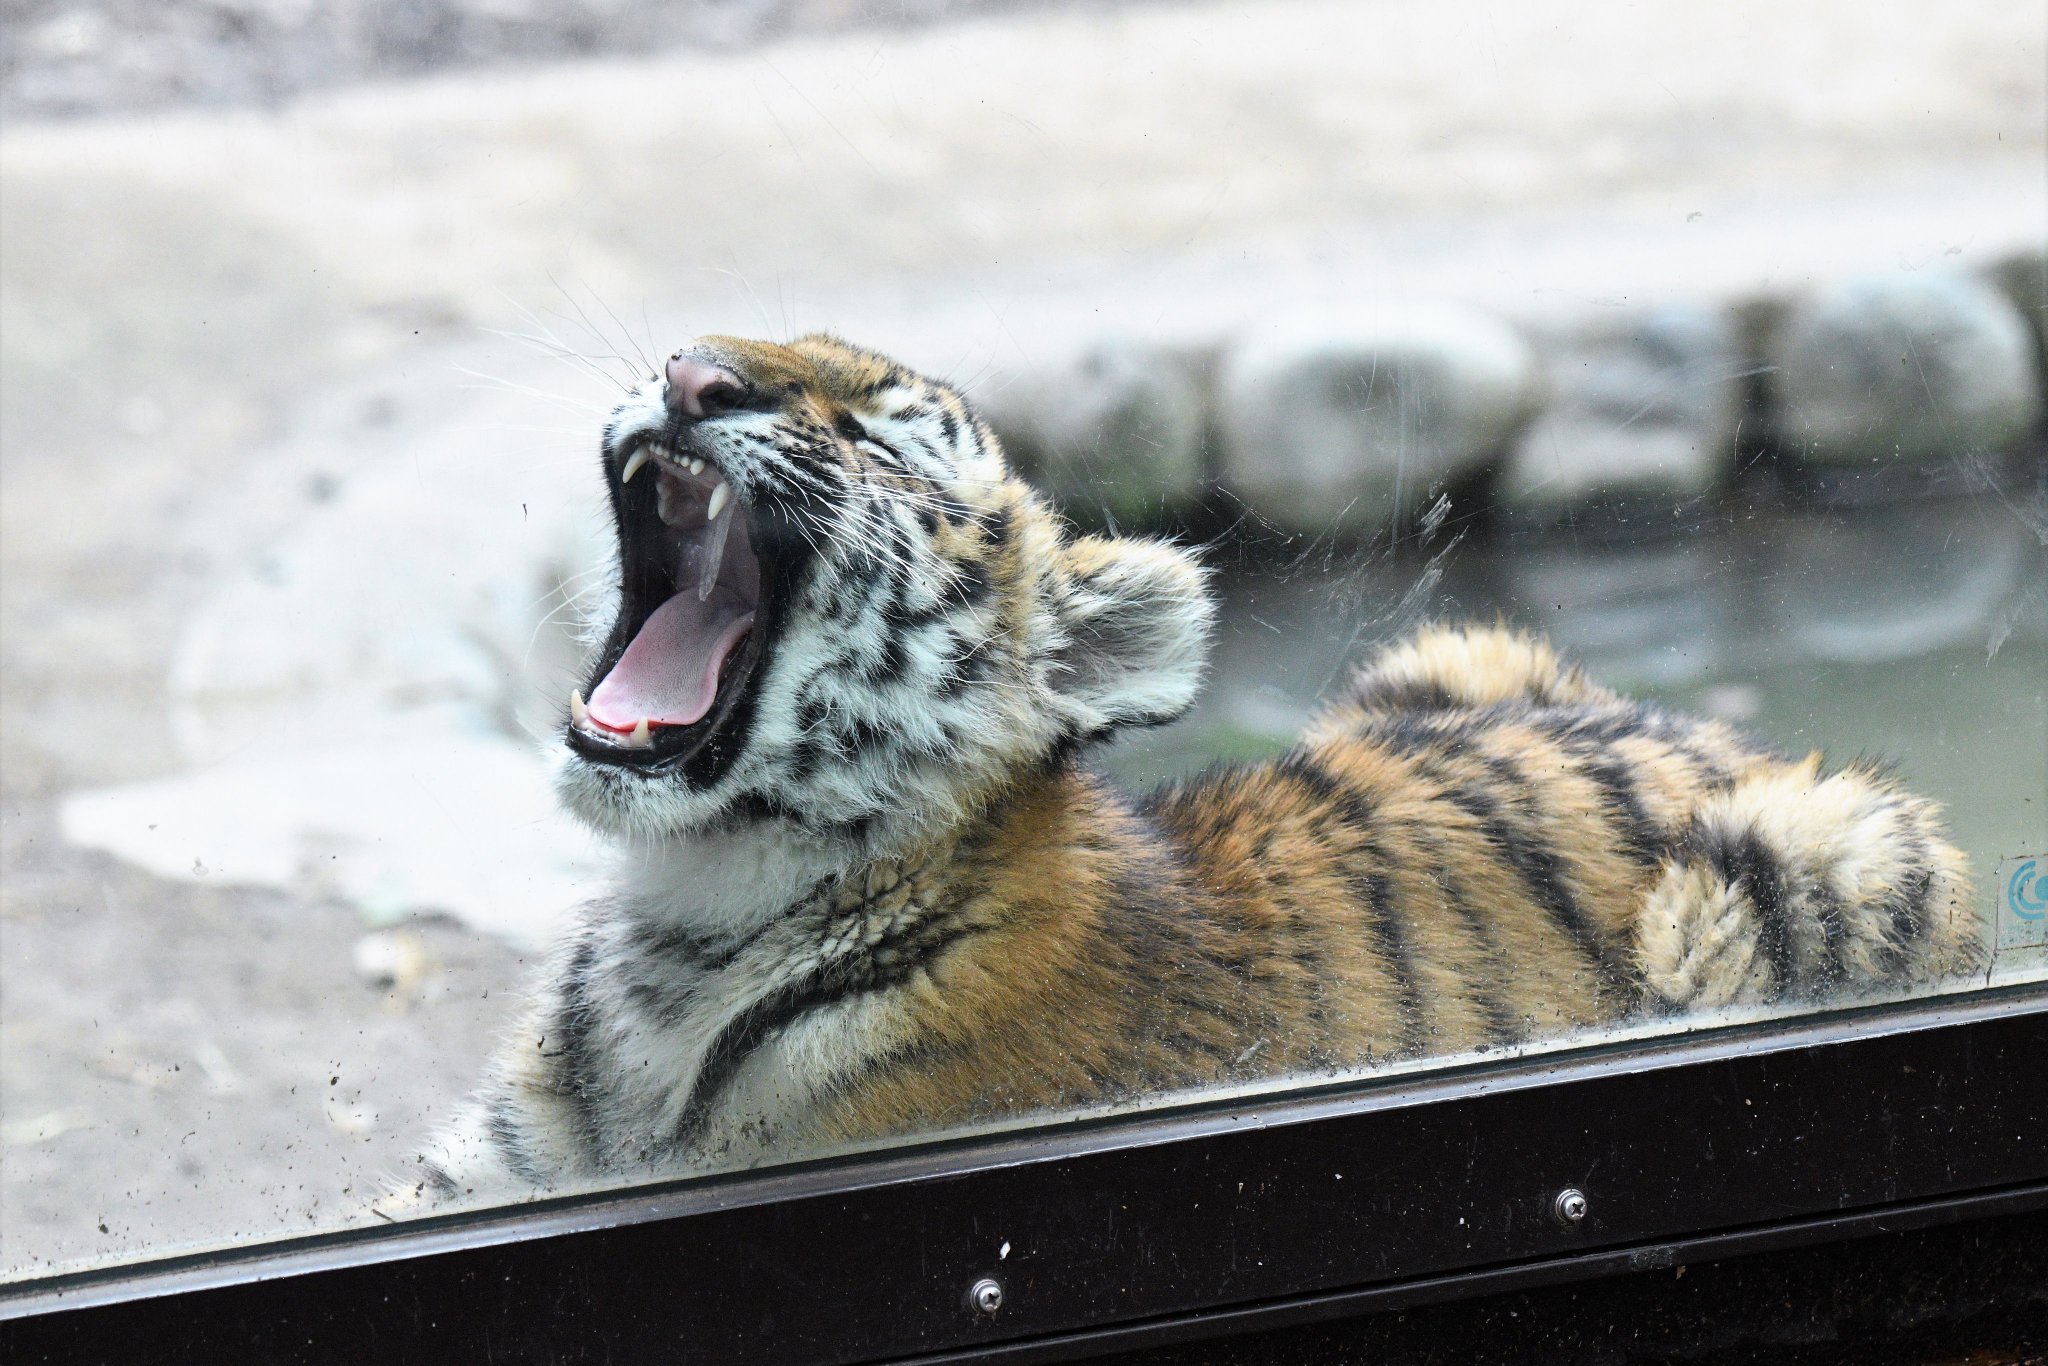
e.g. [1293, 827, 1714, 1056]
[629, 718, 652, 747]
[569, 690, 588, 727]
[620, 447, 651, 484]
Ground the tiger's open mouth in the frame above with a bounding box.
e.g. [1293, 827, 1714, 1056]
[566, 439, 774, 771]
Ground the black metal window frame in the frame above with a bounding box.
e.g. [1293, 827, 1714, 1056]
[4, 978, 2043, 1364]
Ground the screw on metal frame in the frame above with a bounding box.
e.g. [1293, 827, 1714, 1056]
[969, 1277, 1004, 1314]
[1553, 1187, 1589, 1225]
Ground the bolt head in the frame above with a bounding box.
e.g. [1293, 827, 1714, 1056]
[1553, 1187, 1589, 1224]
[970, 1277, 1004, 1315]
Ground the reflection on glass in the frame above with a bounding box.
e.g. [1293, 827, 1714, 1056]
[2, 0, 2042, 1283]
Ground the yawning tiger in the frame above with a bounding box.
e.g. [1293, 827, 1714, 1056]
[402, 333, 1985, 1205]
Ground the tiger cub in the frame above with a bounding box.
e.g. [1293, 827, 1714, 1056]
[404, 333, 1986, 1206]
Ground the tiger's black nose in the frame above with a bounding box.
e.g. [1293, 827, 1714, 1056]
[665, 353, 746, 420]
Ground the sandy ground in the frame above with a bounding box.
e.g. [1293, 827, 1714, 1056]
[2, 0, 2043, 1278]
[0, 805, 518, 1271]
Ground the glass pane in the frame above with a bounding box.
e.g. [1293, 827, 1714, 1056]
[4, 0, 2043, 1279]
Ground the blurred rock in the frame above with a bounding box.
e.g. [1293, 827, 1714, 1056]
[1217, 301, 1542, 539]
[1767, 271, 2042, 470]
[978, 339, 1208, 530]
[1983, 250, 2048, 417]
[1499, 305, 1742, 530]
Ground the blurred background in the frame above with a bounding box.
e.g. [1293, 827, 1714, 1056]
[3, 0, 2044, 1277]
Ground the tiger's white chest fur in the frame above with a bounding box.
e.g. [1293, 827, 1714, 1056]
[511, 825, 955, 1179]
[577, 833, 840, 1148]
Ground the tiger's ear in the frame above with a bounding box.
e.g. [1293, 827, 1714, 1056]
[1050, 536, 1215, 733]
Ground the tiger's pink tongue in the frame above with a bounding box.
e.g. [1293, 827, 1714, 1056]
[587, 588, 754, 731]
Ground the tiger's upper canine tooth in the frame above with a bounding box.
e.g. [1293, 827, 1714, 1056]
[569, 689, 588, 727]
[620, 447, 652, 484]
[698, 488, 735, 601]
[629, 717, 652, 747]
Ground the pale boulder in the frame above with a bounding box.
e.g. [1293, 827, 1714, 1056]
[1768, 271, 2041, 469]
[1216, 301, 1542, 538]
[1499, 306, 1743, 528]
[976, 338, 1209, 530]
